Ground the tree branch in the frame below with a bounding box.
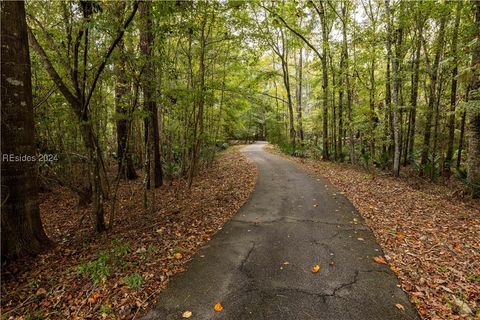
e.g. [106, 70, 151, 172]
[84, 0, 140, 112]
[259, 4, 323, 61]
[27, 28, 79, 109]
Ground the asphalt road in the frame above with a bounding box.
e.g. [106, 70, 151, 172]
[142, 142, 418, 320]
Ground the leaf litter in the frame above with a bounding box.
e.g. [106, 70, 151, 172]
[1, 148, 257, 319]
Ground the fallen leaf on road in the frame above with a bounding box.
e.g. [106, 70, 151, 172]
[311, 265, 320, 273]
[373, 256, 387, 265]
[357, 237, 364, 241]
[182, 310, 193, 318]
[214, 303, 223, 312]
[395, 303, 405, 311]
[283, 261, 289, 265]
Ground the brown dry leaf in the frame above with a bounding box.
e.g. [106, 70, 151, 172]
[357, 237, 365, 241]
[373, 256, 388, 265]
[174, 252, 183, 260]
[36, 288, 47, 296]
[1, 149, 257, 320]
[214, 303, 223, 312]
[396, 232, 405, 241]
[311, 265, 320, 273]
[395, 303, 405, 311]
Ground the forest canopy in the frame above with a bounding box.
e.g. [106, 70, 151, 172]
[1, 0, 480, 257]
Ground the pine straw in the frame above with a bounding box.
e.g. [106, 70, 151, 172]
[1, 148, 257, 320]
[268, 146, 480, 320]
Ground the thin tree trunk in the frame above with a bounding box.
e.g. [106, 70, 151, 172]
[444, 2, 461, 177]
[296, 47, 304, 142]
[319, 1, 330, 160]
[457, 110, 467, 169]
[386, 0, 401, 176]
[407, 9, 423, 165]
[188, 6, 209, 187]
[467, 0, 480, 197]
[140, 1, 162, 188]
[115, 39, 137, 180]
[419, 14, 446, 176]
[338, 53, 344, 159]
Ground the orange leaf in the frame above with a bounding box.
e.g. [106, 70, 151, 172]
[311, 264, 320, 273]
[395, 303, 405, 311]
[214, 303, 223, 312]
[373, 256, 387, 265]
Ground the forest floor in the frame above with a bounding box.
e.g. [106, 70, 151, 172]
[268, 146, 480, 320]
[0, 147, 257, 320]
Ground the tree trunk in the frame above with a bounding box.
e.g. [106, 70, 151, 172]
[407, 9, 423, 165]
[281, 49, 296, 146]
[296, 48, 304, 142]
[443, 2, 461, 177]
[341, 2, 355, 164]
[115, 40, 137, 180]
[188, 6, 209, 187]
[385, 0, 401, 176]
[1, 0, 52, 259]
[319, 1, 329, 160]
[385, 55, 392, 156]
[338, 54, 344, 159]
[419, 14, 446, 176]
[140, 1, 162, 188]
[467, 0, 480, 197]
[457, 110, 467, 169]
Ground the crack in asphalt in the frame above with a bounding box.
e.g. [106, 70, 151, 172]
[232, 216, 367, 230]
[240, 242, 256, 274]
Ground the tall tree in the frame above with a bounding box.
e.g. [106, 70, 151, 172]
[296, 47, 305, 142]
[467, 0, 480, 196]
[139, 0, 163, 189]
[115, 36, 137, 180]
[406, 4, 423, 165]
[315, 1, 330, 160]
[443, 2, 461, 177]
[28, 1, 139, 231]
[1, 0, 52, 259]
[419, 11, 447, 177]
[385, 0, 401, 176]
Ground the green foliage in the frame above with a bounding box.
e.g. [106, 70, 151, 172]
[76, 251, 111, 284]
[123, 273, 145, 289]
[76, 239, 131, 284]
[277, 143, 305, 158]
[467, 273, 480, 282]
[456, 168, 480, 197]
[99, 304, 113, 316]
[374, 152, 391, 170]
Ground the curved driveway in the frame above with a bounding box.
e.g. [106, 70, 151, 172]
[143, 142, 418, 320]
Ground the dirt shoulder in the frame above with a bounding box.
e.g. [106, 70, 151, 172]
[1, 147, 257, 320]
[267, 146, 480, 320]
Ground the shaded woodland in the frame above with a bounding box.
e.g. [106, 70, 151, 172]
[2, 0, 480, 256]
[1, 0, 480, 318]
